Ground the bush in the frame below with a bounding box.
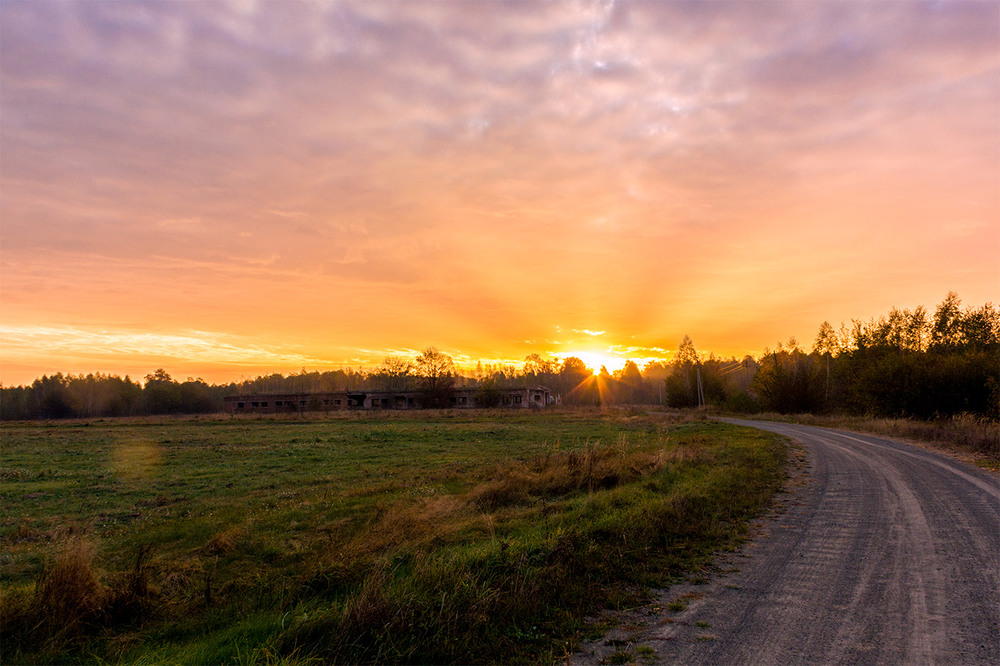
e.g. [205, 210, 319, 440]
[723, 390, 759, 414]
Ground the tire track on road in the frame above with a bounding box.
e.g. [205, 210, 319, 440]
[572, 420, 999, 665]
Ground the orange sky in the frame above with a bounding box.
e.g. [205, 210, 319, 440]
[1, 1, 998, 386]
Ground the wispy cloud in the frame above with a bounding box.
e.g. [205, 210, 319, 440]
[0, 324, 324, 362]
[1, 0, 997, 383]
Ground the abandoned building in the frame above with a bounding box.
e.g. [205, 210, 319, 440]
[223, 387, 553, 414]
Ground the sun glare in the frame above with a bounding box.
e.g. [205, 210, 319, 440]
[565, 351, 626, 376]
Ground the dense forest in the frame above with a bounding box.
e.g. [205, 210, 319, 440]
[2, 293, 996, 421]
[661, 292, 998, 419]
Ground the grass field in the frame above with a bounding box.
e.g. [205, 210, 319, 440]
[1, 408, 787, 664]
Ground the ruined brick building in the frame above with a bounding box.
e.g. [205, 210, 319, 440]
[223, 387, 552, 414]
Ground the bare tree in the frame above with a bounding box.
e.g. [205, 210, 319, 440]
[374, 355, 414, 391]
[415, 347, 455, 408]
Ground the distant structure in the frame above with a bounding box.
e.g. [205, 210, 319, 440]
[223, 387, 552, 414]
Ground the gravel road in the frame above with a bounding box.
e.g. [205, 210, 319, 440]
[573, 420, 1000, 665]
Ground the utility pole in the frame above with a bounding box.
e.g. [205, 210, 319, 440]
[825, 354, 831, 404]
[696, 365, 705, 408]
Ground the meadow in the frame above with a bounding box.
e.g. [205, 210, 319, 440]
[1, 409, 787, 664]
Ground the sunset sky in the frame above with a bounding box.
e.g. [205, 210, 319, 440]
[2, 0, 998, 386]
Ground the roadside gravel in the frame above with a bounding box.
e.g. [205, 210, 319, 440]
[571, 420, 1000, 665]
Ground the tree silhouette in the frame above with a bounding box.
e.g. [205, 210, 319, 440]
[931, 291, 964, 349]
[665, 336, 700, 407]
[374, 355, 414, 391]
[415, 347, 455, 408]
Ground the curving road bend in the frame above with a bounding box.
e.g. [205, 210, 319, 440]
[574, 420, 1000, 665]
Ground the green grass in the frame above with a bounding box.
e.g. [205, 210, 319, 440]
[1, 409, 787, 664]
[607, 649, 634, 664]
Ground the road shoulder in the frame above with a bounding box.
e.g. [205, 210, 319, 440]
[569, 434, 813, 665]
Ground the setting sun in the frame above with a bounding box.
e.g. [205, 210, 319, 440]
[561, 352, 628, 376]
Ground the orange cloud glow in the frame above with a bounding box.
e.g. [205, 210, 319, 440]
[1, 1, 997, 386]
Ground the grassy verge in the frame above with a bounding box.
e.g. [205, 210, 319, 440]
[733, 411, 999, 469]
[1, 409, 786, 664]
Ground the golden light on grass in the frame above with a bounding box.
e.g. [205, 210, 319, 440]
[109, 440, 161, 484]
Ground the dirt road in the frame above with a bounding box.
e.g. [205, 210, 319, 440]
[573, 420, 1000, 665]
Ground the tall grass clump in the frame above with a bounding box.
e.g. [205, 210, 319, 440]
[1, 538, 157, 663]
[1, 538, 103, 661]
[885, 413, 999, 459]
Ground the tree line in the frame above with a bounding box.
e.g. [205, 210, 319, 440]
[662, 292, 998, 419]
[0, 347, 645, 419]
[751, 292, 998, 418]
[2, 293, 995, 420]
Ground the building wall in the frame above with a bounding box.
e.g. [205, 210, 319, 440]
[223, 392, 350, 414]
[223, 387, 551, 414]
